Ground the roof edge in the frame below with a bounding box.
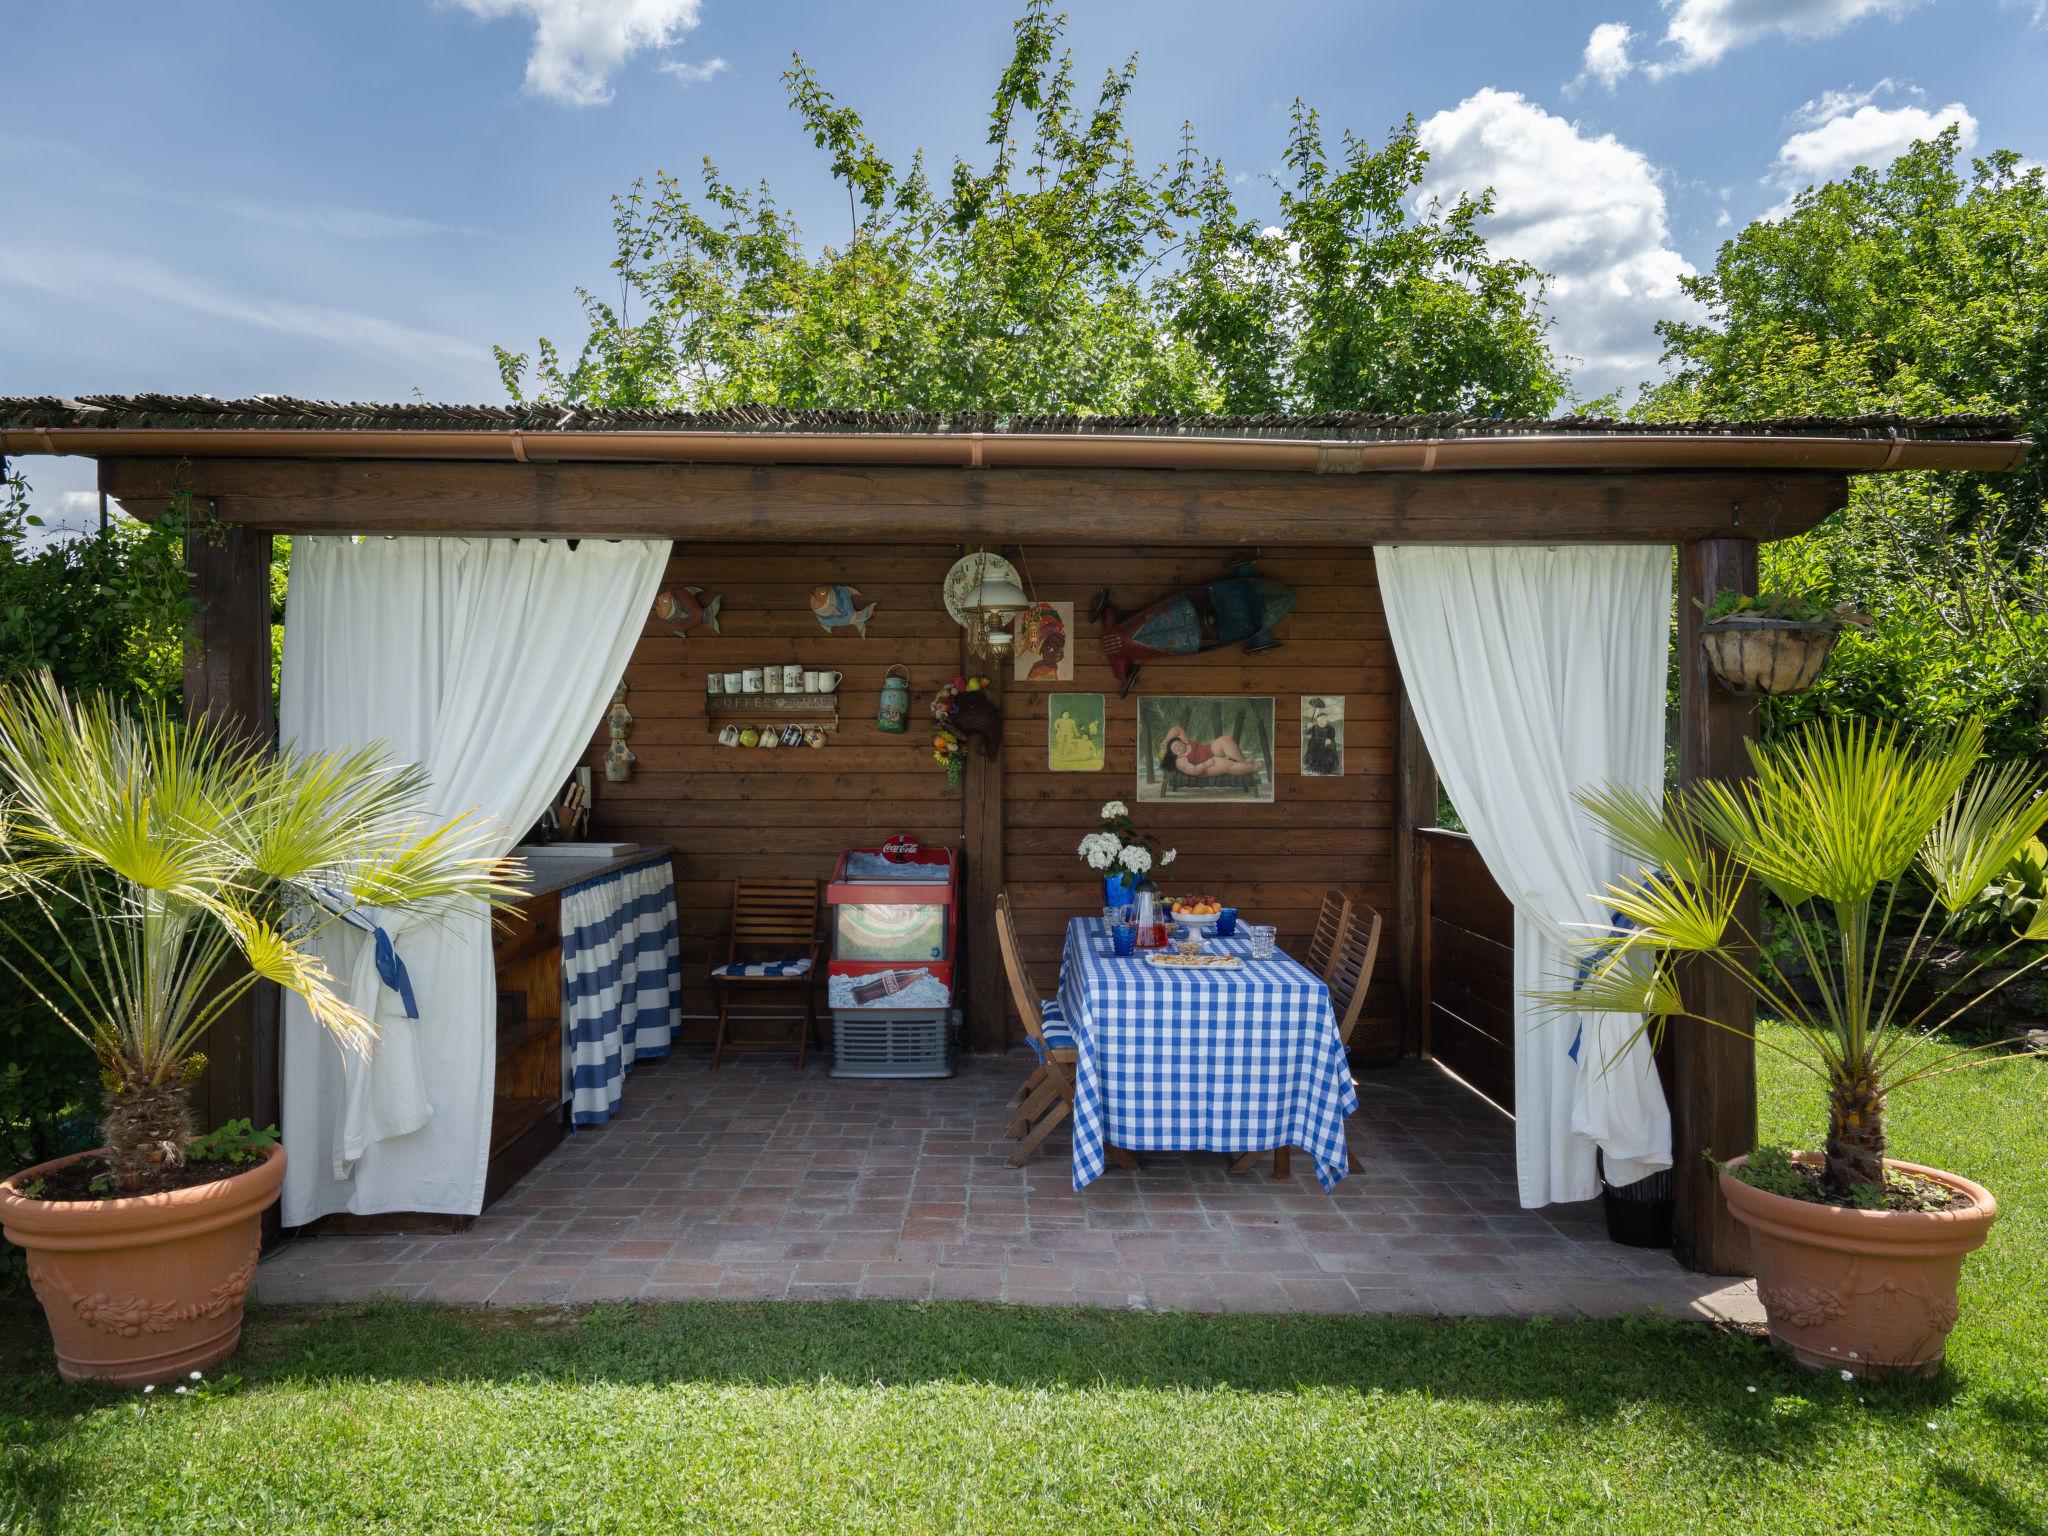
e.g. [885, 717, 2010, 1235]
[0, 424, 2028, 476]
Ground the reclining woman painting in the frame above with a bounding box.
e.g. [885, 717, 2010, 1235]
[1137, 695, 1275, 803]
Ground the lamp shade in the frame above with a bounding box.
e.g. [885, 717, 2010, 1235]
[964, 575, 1030, 615]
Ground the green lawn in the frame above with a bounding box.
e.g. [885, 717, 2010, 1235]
[3, 1028, 2043, 1535]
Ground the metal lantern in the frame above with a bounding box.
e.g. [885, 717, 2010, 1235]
[877, 665, 912, 732]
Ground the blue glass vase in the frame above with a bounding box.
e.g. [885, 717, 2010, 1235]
[1103, 870, 1138, 910]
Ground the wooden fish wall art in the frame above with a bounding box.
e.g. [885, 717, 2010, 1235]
[654, 586, 721, 638]
[1094, 557, 1296, 696]
[810, 584, 876, 637]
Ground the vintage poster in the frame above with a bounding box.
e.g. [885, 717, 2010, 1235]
[1135, 695, 1275, 804]
[1014, 600, 1073, 682]
[1047, 694, 1106, 771]
[1300, 695, 1344, 777]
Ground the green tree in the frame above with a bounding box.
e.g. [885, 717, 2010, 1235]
[497, 3, 1564, 418]
[1644, 131, 2048, 756]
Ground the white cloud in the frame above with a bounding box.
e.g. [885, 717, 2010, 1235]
[1417, 89, 1698, 399]
[450, 0, 714, 107]
[1570, 23, 1636, 93]
[1768, 98, 1977, 207]
[1648, 0, 1932, 78]
[0, 244, 487, 370]
[213, 200, 493, 241]
[1790, 77, 1918, 127]
[659, 56, 727, 87]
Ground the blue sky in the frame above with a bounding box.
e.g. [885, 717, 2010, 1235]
[7, 0, 2046, 532]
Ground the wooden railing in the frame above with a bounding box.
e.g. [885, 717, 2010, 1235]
[1414, 828, 1514, 1112]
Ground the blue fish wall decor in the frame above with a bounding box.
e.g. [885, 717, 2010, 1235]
[810, 584, 877, 636]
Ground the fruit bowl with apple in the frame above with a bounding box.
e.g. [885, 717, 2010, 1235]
[1169, 895, 1226, 930]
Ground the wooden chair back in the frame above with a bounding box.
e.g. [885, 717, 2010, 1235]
[1306, 889, 1354, 983]
[1326, 903, 1384, 1047]
[993, 893, 1054, 1052]
[725, 878, 821, 966]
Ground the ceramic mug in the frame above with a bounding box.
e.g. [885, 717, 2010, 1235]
[764, 669, 783, 694]
[723, 672, 743, 694]
[742, 667, 765, 693]
[811, 669, 843, 694]
[717, 724, 740, 747]
[706, 673, 723, 695]
[782, 663, 803, 692]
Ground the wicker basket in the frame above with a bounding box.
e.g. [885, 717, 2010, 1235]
[1701, 615, 1839, 696]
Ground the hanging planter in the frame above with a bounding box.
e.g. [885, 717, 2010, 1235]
[1700, 592, 1871, 697]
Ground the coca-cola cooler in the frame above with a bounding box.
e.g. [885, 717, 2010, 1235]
[825, 842, 960, 1077]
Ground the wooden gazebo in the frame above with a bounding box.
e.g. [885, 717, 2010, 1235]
[1, 396, 2028, 1274]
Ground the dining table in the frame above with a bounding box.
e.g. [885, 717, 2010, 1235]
[1055, 915, 1360, 1190]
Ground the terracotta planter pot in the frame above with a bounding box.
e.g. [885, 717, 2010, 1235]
[0, 1142, 284, 1386]
[1700, 615, 1839, 695]
[1720, 1153, 1995, 1378]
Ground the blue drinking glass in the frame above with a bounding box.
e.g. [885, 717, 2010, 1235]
[1215, 907, 1238, 937]
[1110, 922, 1138, 957]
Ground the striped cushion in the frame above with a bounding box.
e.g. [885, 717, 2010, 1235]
[1029, 998, 1075, 1058]
[712, 957, 813, 978]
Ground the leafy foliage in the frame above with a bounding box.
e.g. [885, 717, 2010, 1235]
[497, 3, 1565, 417]
[1545, 717, 2048, 1202]
[0, 672, 517, 1192]
[1643, 131, 2048, 755]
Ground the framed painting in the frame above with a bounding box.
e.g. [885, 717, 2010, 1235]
[1014, 600, 1073, 682]
[1135, 695, 1274, 804]
[1300, 695, 1344, 777]
[1047, 693, 1106, 771]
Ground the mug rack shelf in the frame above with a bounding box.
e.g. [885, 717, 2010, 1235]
[705, 691, 841, 732]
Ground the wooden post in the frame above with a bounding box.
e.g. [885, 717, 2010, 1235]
[1673, 538, 1759, 1275]
[960, 642, 1007, 1054]
[184, 517, 279, 1137]
[1393, 685, 1437, 1058]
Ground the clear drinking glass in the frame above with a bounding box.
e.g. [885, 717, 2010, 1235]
[1249, 923, 1277, 960]
[1102, 905, 1121, 939]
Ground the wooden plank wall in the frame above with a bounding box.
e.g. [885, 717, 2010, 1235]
[578, 542, 1397, 1049]
[1418, 828, 1515, 1109]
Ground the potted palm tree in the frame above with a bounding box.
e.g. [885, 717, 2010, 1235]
[0, 673, 511, 1385]
[1551, 718, 2046, 1377]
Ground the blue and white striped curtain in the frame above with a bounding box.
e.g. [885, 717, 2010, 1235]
[563, 857, 682, 1126]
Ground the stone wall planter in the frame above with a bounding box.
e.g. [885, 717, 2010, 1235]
[0, 1142, 284, 1386]
[1701, 614, 1839, 695]
[1720, 1152, 1996, 1378]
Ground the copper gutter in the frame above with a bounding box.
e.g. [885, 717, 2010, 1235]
[0, 426, 2028, 474]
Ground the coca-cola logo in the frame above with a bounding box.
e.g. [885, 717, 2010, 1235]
[881, 834, 920, 862]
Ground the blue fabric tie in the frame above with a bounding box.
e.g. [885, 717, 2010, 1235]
[1570, 906, 1639, 1064]
[315, 887, 419, 1020]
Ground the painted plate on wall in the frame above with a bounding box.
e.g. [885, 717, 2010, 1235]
[942, 553, 1024, 626]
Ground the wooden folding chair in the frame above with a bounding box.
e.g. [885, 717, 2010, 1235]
[709, 878, 823, 1069]
[1305, 888, 1354, 984]
[1233, 902, 1384, 1178]
[995, 894, 1138, 1172]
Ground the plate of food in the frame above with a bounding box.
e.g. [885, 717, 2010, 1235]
[1168, 895, 1226, 929]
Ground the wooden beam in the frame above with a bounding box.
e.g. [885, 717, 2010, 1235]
[183, 519, 280, 1144]
[1673, 538, 1760, 1276]
[960, 644, 1007, 1055]
[101, 458, 1850, 545]
[1393, 684, 1437, 1058]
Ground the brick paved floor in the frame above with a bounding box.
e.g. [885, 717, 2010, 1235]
[256, 1050, 1761, 1321]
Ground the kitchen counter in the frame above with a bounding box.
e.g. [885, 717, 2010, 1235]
[506, 844, 674, 899]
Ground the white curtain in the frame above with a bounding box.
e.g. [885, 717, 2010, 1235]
[1375, 544, 1673, 1208]
[278, 535, 669, 1224]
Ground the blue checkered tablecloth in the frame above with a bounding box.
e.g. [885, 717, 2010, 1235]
[1057, 917, 1360, 1190]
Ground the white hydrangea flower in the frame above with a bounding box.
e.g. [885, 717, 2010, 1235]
[1160, 848, 1177, 867]
[1079, 832, 1120, 870]
[1119, 845, 1153, 875]
[1099, 801, 1128, 820]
